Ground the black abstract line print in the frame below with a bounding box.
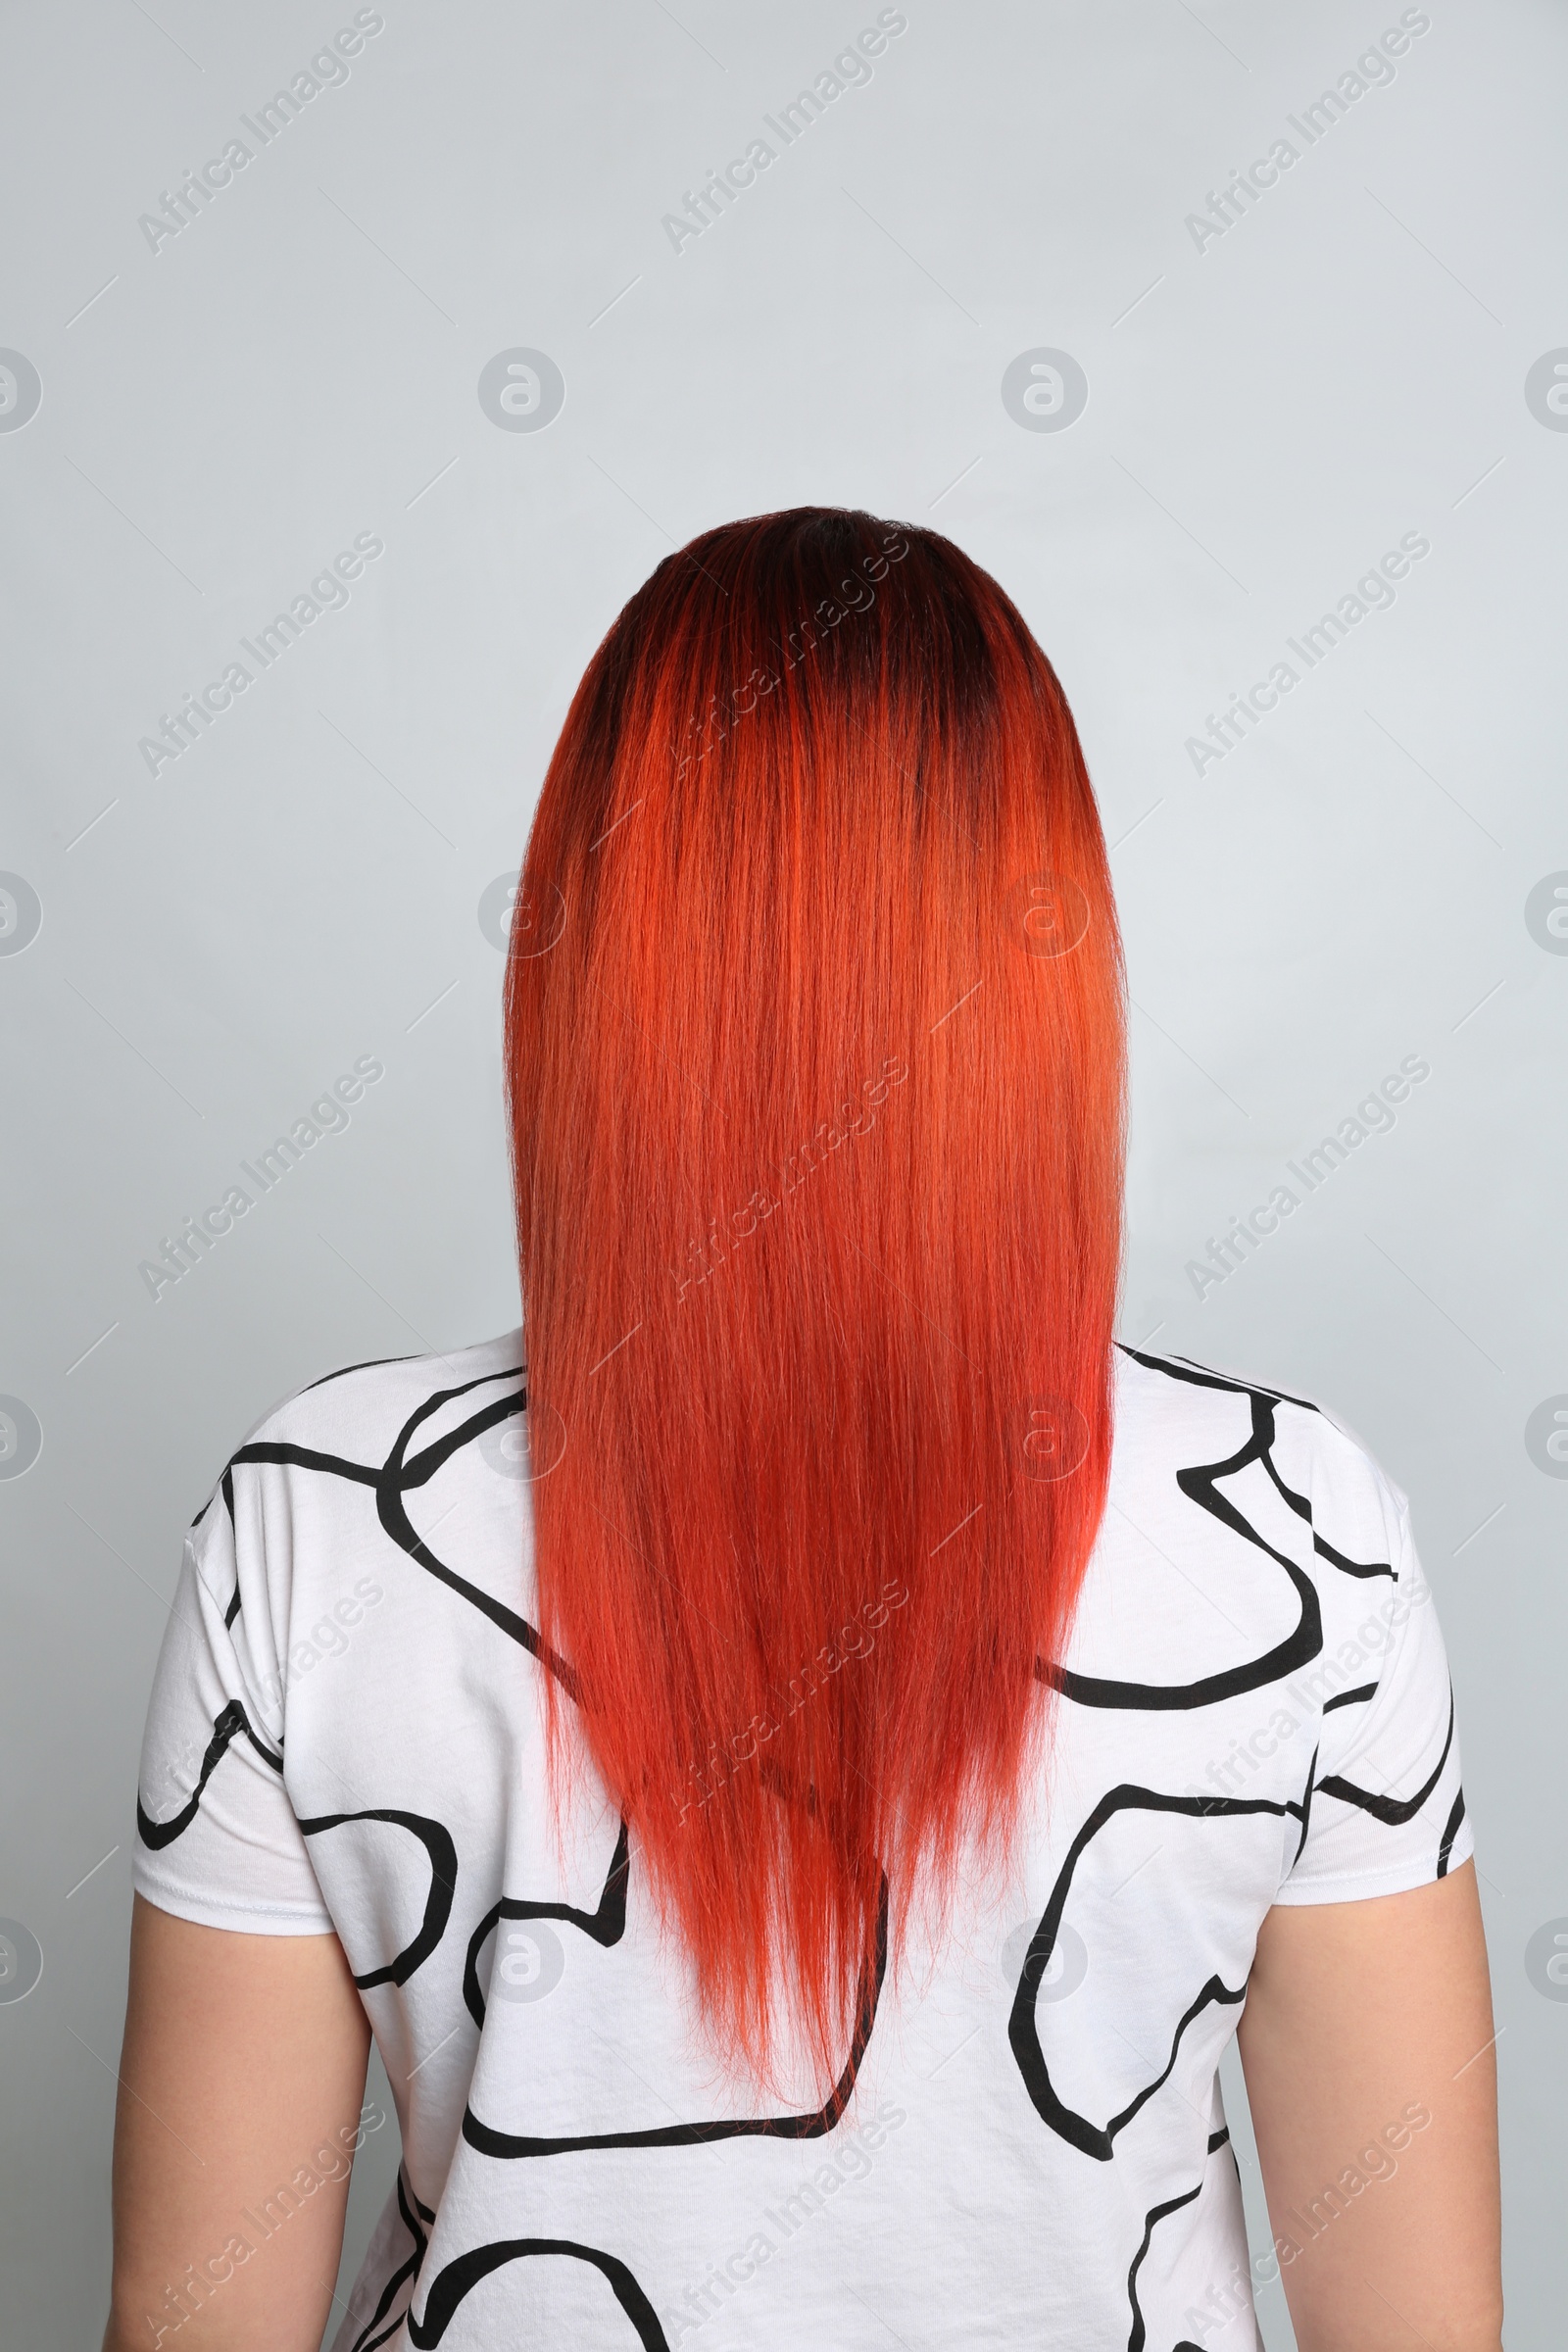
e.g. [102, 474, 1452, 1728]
[462, 1875, 890, 2161]
[349, 2166, 433, 2352]
[229, 1367, 557, 1677]
[189, 1466, 244, 1635]
[369, 1369, 582, 1698]
[463, 1818, 631, 2028]
[1007, 1786, 1306, 2160]
[135, 1696, 282, 1850]
[217, 1469, 242, 1626]
[137, 1370, 541, 1864]
[407, 2238, 670, 2351]
[188, 1460, 232, 1534]
[1438, 1788, 1467, 1878]
[128, 1335, 1471, 2352]
[1255, 1442, 1395, 1582]
[1127, 1350, 1391, 1588]
[1143, 1349, 1321, 1415]
[1126, 2180, 1202, 2352]
[232, 1439, 381, 1491]
[296, 1809, 459, 1990]
[1291, 1744, 1320, 1867]
[303, 1349, 422, 1396]
[1042, 1350, 1402, 1710]
[1124, 2126, 1232, 2352]
[1040, 1375, 1325, 1710]
[1315, 1687, 1456, 1825]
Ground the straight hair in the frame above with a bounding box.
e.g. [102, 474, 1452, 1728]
[504, 506, 1125, 2082]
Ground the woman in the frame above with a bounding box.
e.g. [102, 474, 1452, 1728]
[108, 509, 1502, 2351]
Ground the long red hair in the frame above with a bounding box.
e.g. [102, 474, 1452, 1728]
[504, 508, 1125, 2081]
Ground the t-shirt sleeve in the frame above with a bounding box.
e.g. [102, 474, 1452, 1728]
[132, 1468, 335, 1935]
[1275, 1490, 1472, 1904]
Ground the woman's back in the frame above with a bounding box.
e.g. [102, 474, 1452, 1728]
[133, 1330, 1466, 2351]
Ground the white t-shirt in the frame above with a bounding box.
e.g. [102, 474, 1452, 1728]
[133, 1334, 1471, 2352]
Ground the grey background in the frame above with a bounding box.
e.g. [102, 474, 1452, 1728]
[0, 0, 1562, 2343]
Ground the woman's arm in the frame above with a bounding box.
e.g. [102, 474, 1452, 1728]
[1237, 1858, 1502, 2351]
[104, 1892, 373, 2352]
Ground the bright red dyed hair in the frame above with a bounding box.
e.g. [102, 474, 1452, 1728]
[504, 507, 1125, 2082]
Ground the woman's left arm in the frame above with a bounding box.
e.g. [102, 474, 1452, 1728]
[103, 1892, 373, 2352]
[1238, 1859, 1503, 2352]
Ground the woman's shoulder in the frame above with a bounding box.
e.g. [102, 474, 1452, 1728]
[1069, 1346, 1432, 1719]
[1111, 1340, 1410, 1544]
[227, 1327, 526, 1465]
[179, 1329, 528, 1640]
[183, 1330, 526, 1570]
